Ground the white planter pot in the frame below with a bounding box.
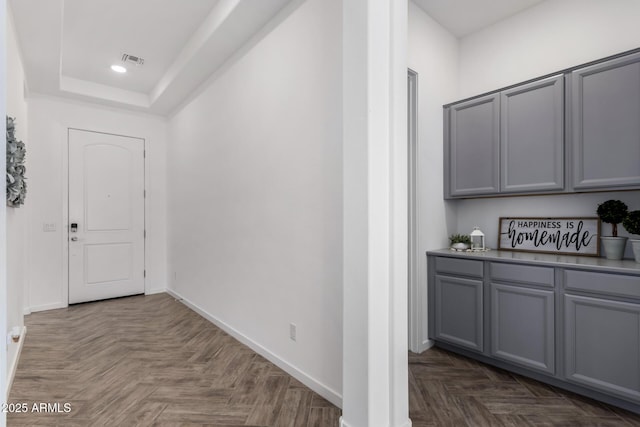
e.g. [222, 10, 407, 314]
[630, 239, 640, 263]
[451, 243, 470, 251]
[600, 236, 628, 260]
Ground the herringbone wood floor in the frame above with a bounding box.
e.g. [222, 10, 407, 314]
[9, 293, 640, 426]
[8, 293, 340, 426]
[409, 347, 640, 426]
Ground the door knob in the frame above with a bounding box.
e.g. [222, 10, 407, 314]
[70, 237, 78, 242]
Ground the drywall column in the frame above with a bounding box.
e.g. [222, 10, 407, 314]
[1, 0, 8, 424]
[341, 0, 410, 426]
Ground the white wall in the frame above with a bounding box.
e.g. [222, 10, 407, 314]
[167, 0, 342, 404]
[459, 0, 640, 99]
[1, 1, 8, 422]
[26, 96, 168, 311]
[6, 2, 27, 393]
[408, 2, 459, 351]
[457, 192, 640, 251]
[455, 0, 640, 259]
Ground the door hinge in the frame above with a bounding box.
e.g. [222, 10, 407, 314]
[144, 190, 146, 198]
[143, 150, 146, 159]
[144, 230, 146, 238]
[144, 270, 146, 278]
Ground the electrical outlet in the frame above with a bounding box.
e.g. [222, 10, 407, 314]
[289, 323, 297, 342]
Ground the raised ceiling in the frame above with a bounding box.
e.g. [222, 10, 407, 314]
[60, 0, 219, 94]
[10, 0, 297, 116]
[412, 0, 546, 37]
[11, 0, 548, 116]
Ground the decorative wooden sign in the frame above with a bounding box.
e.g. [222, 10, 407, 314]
[498, 217, 600, 256]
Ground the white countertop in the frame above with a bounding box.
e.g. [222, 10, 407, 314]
[427, 248, 640, 275]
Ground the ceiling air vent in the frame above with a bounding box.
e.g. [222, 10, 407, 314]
[121, 54, 144, 66]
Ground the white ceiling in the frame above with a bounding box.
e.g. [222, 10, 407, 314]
[412, 0, 546, 37]
[10, 0, 297, 116]
[10, 0, 547, 116]
[61, 0, 219, 94]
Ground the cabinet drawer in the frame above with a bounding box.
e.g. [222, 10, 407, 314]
[435, 257, 483, 278]
[564, 270, 640, 299]
[491, 262, 554, 288]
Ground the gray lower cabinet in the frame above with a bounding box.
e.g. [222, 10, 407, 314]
[501, 75, 564, 193]
[490, 283, 555, 374]
[570, 52, 640, 190]
[434, 274, 483, 351]
[428, 251, 640, 412]
[445, 94, 500, 198]
[565, 294, 640, 402]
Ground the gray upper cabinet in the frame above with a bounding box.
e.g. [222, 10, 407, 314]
[445, 94, 500, 198]
[445, 75, 564, 198]
[570, 52, 640, 190]
[444, 49, 640, 199]
[501, 75, 564, 193]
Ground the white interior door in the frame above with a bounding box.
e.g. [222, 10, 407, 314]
[68, 129, 145, 304]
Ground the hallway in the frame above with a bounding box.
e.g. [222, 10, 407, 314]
[10, 293, 640, 426]
[8, 294, 340, 426]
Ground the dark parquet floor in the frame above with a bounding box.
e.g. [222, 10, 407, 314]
[8, 293, 340, 426]
[409, 346, 640, 426]
[9, 292, 640, 426]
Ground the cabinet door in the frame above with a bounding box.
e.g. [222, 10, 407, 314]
[435, 275, 483, 351]
[491, 284, 555, 374]
[445, 94, 500, 198]
[501, 75, 564, 193]
[571, 52, 640, 190]
[565, 294, 640, 402]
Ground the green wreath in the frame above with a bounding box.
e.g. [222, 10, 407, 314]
[6, 116, 27, 207]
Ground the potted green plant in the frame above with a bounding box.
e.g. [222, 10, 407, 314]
[597, 199, 628, 260]
[449, 234, 471, 251]
[623, 210, 640, 263]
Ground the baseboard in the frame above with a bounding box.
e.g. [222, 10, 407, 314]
[339, 416, 412, 427]
[166, 288, 342, 408]
[28, 290, 168, 311]
[420, 339, 434, 353]
[6, 326, 26, 397]
[410, 338, 434, 354]
[28, 302, 67, 313]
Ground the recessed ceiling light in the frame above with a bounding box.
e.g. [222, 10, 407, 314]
[110, 65, 127, 73]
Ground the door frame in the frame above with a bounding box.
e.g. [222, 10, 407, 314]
[62, 127, 148, 306]
[407, 68, 422, 353]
